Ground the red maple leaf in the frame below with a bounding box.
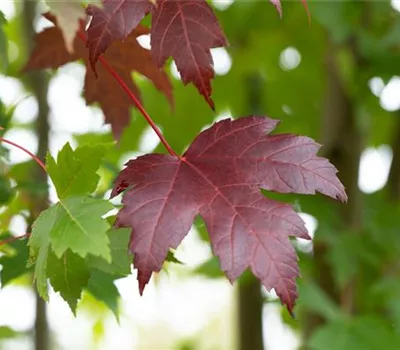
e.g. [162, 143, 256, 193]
[88, 0, 228, 109]
[150, 0, 227, 109]
[86, 0, 152, 71]
[24, 13, 172, 139]
[111, 116, 347, 312]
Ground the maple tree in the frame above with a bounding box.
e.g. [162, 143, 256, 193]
[0, 0, 348, 320]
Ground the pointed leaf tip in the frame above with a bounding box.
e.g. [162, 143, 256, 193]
[137, 270, 152, 295]
[151, 0, 227, 108]
[269, 0, 310, 23]
[86, 0, 151, 67]
[270, 0, 283, 17]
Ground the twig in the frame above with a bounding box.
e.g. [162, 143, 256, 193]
[0, 136, 47, 172]
[0, 233, 31, 247]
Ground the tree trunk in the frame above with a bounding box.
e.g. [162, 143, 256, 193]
[238, 276, 264, 350]
[22, 1, 51, 349]
[388, 115, 400, 200]
[304, 34, 364, 340]
[237, 74, 265, 350]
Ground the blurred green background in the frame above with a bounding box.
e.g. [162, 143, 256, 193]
[1, 0, 400, 349]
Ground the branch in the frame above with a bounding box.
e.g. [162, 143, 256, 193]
[0, 136, 47, 172]
[0, 233, 31, 247]
[22, 2, 52, 349]
[76, 31, 178, 158]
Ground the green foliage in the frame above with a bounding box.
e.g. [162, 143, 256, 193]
[88, 228, 132, 277]
[297, 281, 343, 322]
[0, 326, 18, 339]
[8, 160, 48, 197]
[0, 11, 8, 70]
[166, 250, 183, 265]
[195, 257, 224, 279]
[46, 142, 113, 199]
[87, 269, 120, 319]
[309, 316, 400, 350]
[0, 174, 12, 205]
[0, 233, 31, 285]
[46, 249, 90, 313]
[30, 196, 113, 262]
[27, 143, 116, 309]
[0, 99, 12, 160]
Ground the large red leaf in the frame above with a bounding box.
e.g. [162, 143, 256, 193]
[111, 116, 347, 312]
[151, 0, 228, 109]
[24, 13, 172, 140]
[86, 0, 152, 70]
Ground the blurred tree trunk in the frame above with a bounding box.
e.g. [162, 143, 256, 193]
[22, 1, 51, 350]
[304, 3, 371, 342]
[304, 35, 364, 341]
[237, 74, 265, 350]
[388, 117, 400, 200]
[238, 276, 264, 350]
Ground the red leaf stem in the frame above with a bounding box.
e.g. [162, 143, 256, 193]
[0, 233, 31, 247]
[76, 30, 178, 158]
[0, 137, 47, 173]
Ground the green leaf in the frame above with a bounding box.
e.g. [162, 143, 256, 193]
[46, 142, 112, 199]
[309, 1, 352, 44]
[309, 316, 400, 350]
[0, 11, 8, 70]
[88, 228, 132, 277]
[297, 280, 343, 322]
[309, 320, 361, 350]
[29, 216, 52, 300]
[0, 174, 12, 205]
[87, 269, 120, 319]
[0, 99, 12, 159]
[326, 232, 381, 289]
[0, 326, 18, 339]
[0, 234, 31, 286]
[31, 196, 113, 261]
[47, 250, 90, 313]
[195, 257, 224, 279]
[166, 250, 183, 265]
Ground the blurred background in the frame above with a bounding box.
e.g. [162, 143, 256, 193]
[1, 0, 400, 349]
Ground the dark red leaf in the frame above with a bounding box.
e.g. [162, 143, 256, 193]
[151, 0, 228, 109]
[24, 13, 172, 140]
[112, 116, 347, 312]
[86, 0, 152, 70]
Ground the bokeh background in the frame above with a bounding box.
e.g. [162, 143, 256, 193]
[1, 0, 400, 349]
